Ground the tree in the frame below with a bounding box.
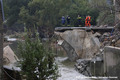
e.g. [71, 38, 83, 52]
[89, 0, 115, 26]
[18, 28, 58, 80]
[3, 0, 30, 26]
[19, 0, 99, 27]
[4, 0, 104, 30]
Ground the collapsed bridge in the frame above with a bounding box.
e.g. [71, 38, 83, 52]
[54, 27, 114, 61]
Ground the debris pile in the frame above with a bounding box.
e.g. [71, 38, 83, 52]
[75, 53, 103, 76]
[75, 28, 120, 76]
[75, 59, 91, 76]
[93, 29, 120, 48]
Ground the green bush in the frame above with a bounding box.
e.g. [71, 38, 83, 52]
[18, 28, 58, 80]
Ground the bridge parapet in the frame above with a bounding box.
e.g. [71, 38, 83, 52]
[55, 27, 114, 33]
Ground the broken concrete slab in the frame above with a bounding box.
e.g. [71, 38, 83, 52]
[55, 29, 101, 61]
[58, 40, 79, 61]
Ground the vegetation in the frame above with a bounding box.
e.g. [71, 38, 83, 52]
[90, 0, 115, 26]
[18, 28, 58, 80]
[3, 0, 115, 33]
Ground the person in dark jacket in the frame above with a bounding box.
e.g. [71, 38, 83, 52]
[66, 15, 70, 26]
[77, 15, 82, 27]
[61, 16, 65, 26]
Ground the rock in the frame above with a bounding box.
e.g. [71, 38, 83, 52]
[93, 32, 101, 38]
[103, 32, 110, 37]
[115, 40, 120, 47]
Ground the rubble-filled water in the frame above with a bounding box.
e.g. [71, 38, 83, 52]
[56, 57, 91, 80]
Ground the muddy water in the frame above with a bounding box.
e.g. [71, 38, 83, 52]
[56, 57, 91, 80]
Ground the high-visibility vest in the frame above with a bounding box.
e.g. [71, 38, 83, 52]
[67, 17, 70, 19]
[85, 17, 89, 21]
[88, 16, 91, 21]
[77, 17, 81, 20]
[85, 16, 91, 21]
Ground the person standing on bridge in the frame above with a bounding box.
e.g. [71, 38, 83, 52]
[85, 16, 91, 27]
[77, 15, 82, 27]
[61, 16, 65, 26]
[66, 15, 70, 27]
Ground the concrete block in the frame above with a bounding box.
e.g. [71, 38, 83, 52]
[104, 46, 120, 79]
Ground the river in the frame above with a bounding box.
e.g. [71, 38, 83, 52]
[8, 37, 92, 80]
[56, 57, 91, 80]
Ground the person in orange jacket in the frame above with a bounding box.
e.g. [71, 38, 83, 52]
[85, 16, 91, 27]
[85, 16, 88, 27]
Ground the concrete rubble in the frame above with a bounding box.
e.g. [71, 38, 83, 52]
[55, 27, 120, 79]
[75, 59, 91, 76]
[75, 30, 120, 79]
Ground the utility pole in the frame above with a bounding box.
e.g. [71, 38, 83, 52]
[0, 0, 4, 79]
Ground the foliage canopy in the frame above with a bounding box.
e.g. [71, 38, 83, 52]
[3, 0, 115, 30]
